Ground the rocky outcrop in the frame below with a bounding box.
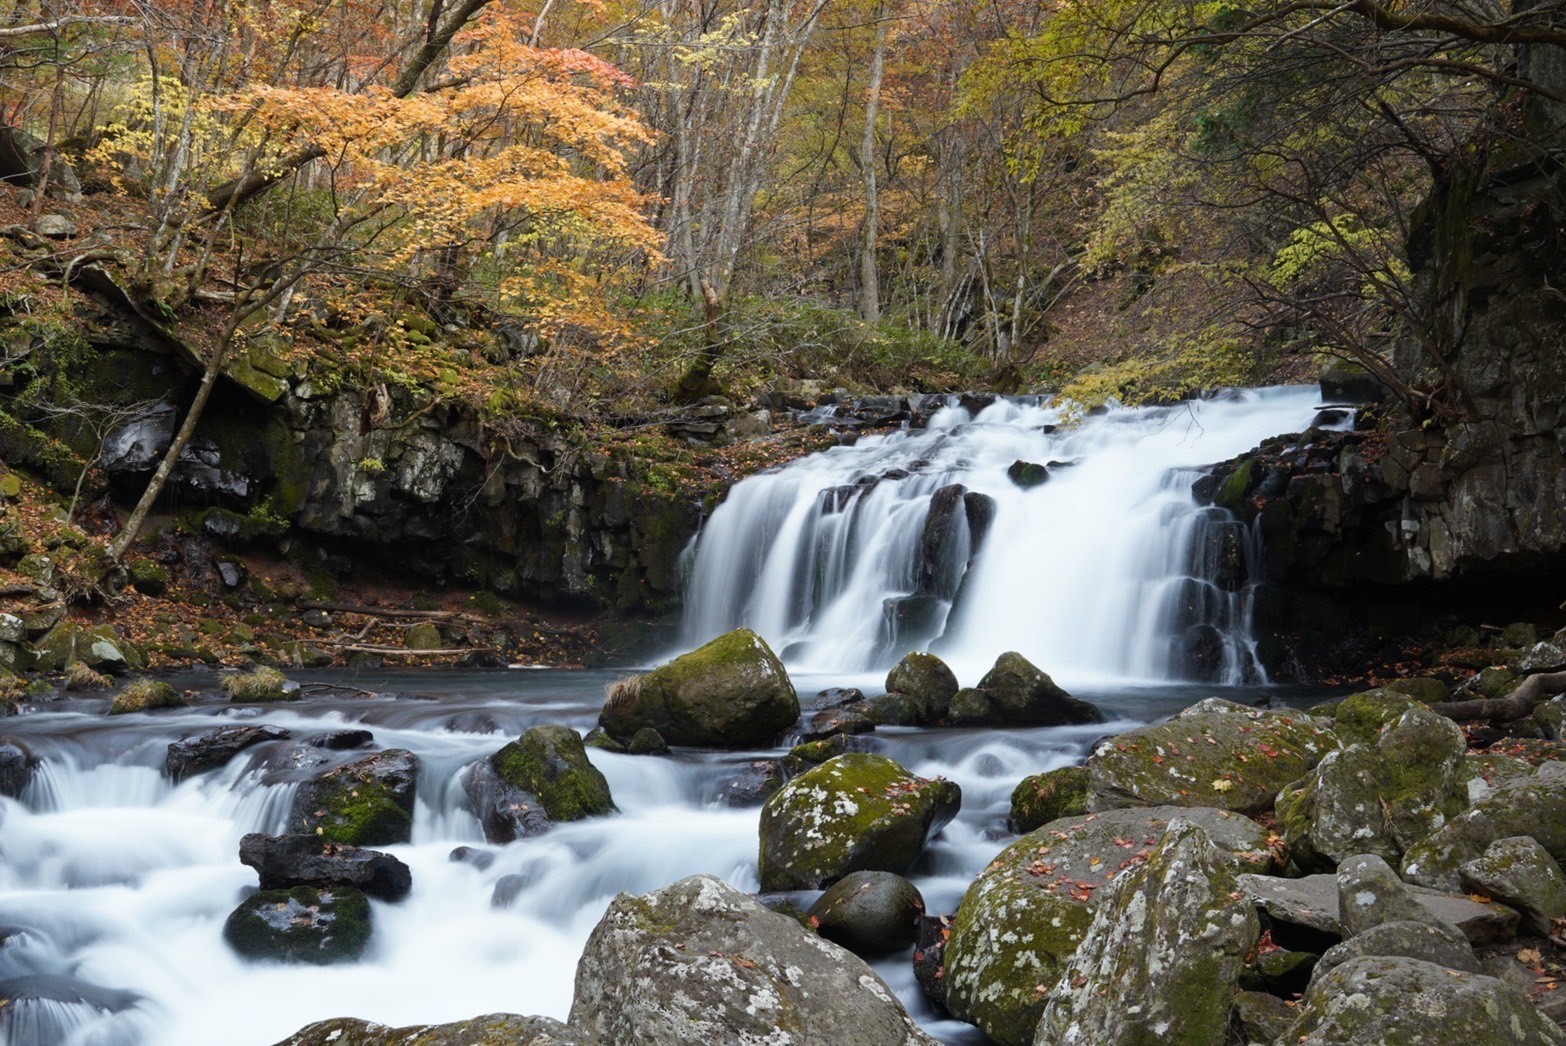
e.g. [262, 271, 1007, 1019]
[600, 629, 799, 747]
[1402, 761, 1566, 890]
[569, 875, 938, 1045]
[758, 753, 959, 891]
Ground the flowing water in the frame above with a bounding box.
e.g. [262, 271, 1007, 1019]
[0, 388, 1340, 1045]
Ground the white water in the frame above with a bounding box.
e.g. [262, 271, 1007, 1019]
[682, 386, 1340, 684]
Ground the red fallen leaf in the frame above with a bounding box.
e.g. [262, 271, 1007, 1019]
[913, 952, 924, 961]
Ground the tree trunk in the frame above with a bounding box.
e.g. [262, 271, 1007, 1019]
[858, 14, 887, 323]
[1429, 671, 1566, 722]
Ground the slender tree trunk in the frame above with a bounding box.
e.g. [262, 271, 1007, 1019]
[858, 14, 887, 323]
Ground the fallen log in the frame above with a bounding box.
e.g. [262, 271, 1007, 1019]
[325, 643, 497, 657]
[1429, 671, 1566, 722]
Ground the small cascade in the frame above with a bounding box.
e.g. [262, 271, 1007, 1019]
[681, 387, 1339, 683]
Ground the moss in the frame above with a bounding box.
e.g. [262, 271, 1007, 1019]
[0, 409, 92, 495]
[404, 621, 443, 650]
[491, 725, 616, 821]
[1332, 688, 1417, 746]
[222, 886, 371, 965]
[221, 665, 294, 701]
[1215, 457, 1255, 509]
[303, 769, 414, 846]
[127, 559, 168, 595]
[1010, 765, 1090, 832]
[109, 677, 183, 714]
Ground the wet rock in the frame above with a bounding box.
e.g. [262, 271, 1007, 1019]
[811, 687, 866, 710]
[464, 758, 550, 844]
[948, 651, 1102, 728]
[1088, 698, 1337, 814]
[239, 833, 411, 901]
[488, 725, 615, 823]
[864, 691, 929, 726]
[911, 914, 951, 1012]
[885, 651, 958, 721]
[944, 806, 1274, 1046]
[569, 875, 937, 1045]
[1005, 460, 1048, 489]
[599, 629, 799, 748]
[308, 729, 374, 750]
[1009, 765, 1090, 833]
[624, 727, 669, 755]
[1457, 835, 1566, 935]
[758, 753, 960, 891]
[1402, 761, 1566, 890]
[490, 874, 527, 909]
[1309, 919, 1478, 988]
[0, 739, 36, 798]
[289, 749, 419, 845]
[449, 846, 495, 870]
[716, 760, 784, 807]
[806, 870, 924, 958]
[1237, 871, 1519, 944]
[803, 706, 876, 741]
[781, 733, 877, 774]
[1276, 706, 1468, 870]
[166, 724, 292, 781]
[223, 886, 372, 965]
[1035, 822, 1259, 1046]
[273, 1014, 590, 1046]
[1282, 956, 1563, 1045]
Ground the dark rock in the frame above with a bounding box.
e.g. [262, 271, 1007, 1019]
[0, 738, 36, 798]
[884, 651, 958, 722]
[464, 759, 550, 844]
[0, 126, 82, 198]
[216, 561, 245, 588]
[811, 687, 866, 710]
[625, 727, 669, 755]
[948, 651, 1103, 728]
[802, 707, 876, 741]
[716, 760, 785, 807]
[448, 846, 495, 870]
[308, 729, 374, 750]
[781, 733, 877, 774]
[488, 725, 615, 822]
[166, 724, 292, 781]
[1005, 460, 1049, 489]
[223, 886, 372, 965]
[1008, 765, 1089, 833]
[490, 874, 528, 910]
[569, 875, 937, 1045]
[239, 833, 411, 901]
[289, 750, 419, 845]
[864, 691, 928, 726]
[912, 914, 952, 1012]
[273, 1014, 590, 1045]
[806, 870, 925, 957]
[1320, 363, 1391, 404]
[599, 629, 799, 748]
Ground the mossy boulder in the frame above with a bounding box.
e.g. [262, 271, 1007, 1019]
[1282, 956, 1564, 1045]
[223, 885, 371, 965]
[289, 749, 419, 845]
[108, 678, 184, 715]
[1402, 763, 1566, 890]
[864, 691, 929, 726]
[1087, 698, 1337, 814]
[758, 753, 960, 891]
[274, 1015, 590, 1046]
[1457, 835, 1566, 936]
[404, 621, 444, 651]
[569, 875, 937, 1045]
[30, 622, 140, 674]
[600, 628, 798, 747]
[1380, 676, 1447, 703]
[1008, 765, 1090, 832]
[781, 733, 871, 774]
[948, 651, 1102, 728]
[1309, 920, 1478, 988]
[222, 665, 297, 702]
[490, 725, 615, 822]
[1276, 706, 1468, 871]
[1329, 688, 1420, 746]
[1034, 821, 1259, 1046]
[943, 805, 1275, 1046]
[884, 651, 958, 722]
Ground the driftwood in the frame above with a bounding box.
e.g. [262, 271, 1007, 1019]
[300, 600, 492, 623]
[1430, 671, 1566, 722]
[325, 643, 497, 657]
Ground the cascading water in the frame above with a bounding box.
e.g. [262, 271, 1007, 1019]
[681, 386, 1342, 684]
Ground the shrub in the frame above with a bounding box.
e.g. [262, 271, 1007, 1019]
[109, 677, 183, 714]
[221, 665, 295, 702]
[65, 661, 112, 691]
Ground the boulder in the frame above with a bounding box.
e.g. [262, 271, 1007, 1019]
[948, 651, 1103, 728]
[1402, 761, 1566, 890]
[1336, 853, 1444, 938]
[1087, 698, 1337, 814]
[1282, 956, 1564, 1045]
[758, 753, 960, 891]
[1538, 694, 1566, 740]
[1276, 706, 1468, 870]
[239, 833, 412, 902]
[464, 759, 551, 844]
[30, 623, 138, 674]
[911, 914, 952, 1012]
[1006, 460, 1049, 489]
[272, 1015, 589, 1046]
[1008, 765, 1089, 833]
[1460, 750, 1535, 804]
[223, 886, 372, 965]
[884, 652, 958, 722]
[0, 126, 82, 198]
[715, 760, 785, 807]
[625, 727, 669, 755]
[289, 750, 419, 845]
[599, 629, 799, 747]
[781, 733, 877, 774]
[1236, 871, 1520, 944]
[1328, 687, 1419, 746]
[943, 806, 1274, 1046]
[0, 738, 35, 798]
[167, 724, 292, 781]
[1308, 919, 1479, 988]
[1230, 991, 1297, 1045]
[864, 691, 929, 726]
[806, 870, 924, 957]
[569, 875, 937, 1045]
[107, 678, 184, 715]
[489, 725, 615, 822]
[1457, 835, 1566, 936]
[802, 706, 876, 741]
[404, 621, 443, 650]
[1034, 821, 1258, 1046]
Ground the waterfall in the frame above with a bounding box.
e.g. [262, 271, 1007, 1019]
[681, 387, 1339, 684]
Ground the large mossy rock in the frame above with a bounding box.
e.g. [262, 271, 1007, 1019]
[1328, 687, 1421, 746]
[1282, 956, 1564, 1045]
[943, 805, 1274, 1046]
[884, 651, 958, 723]
[273, 1015, 590, 1046]
[490, 725, 615, 822]
[1309, 920, 1479, 988]
[947, 651, 1102, 728]
[1276, 706, 1468, 870]
[289, 750, 419, 845]
[107, 678, 184, 715]
[568, 875, 937, 1045]
[30, 623, 142, 674]
[1034, 821, 1258, 1046]
[1457, 835, 1566, 936]
[1009, 765, 1090, 833]
[599, 629, 799, 747]
[223, 886, 372, 965]
[1402, 761, 1566, 890]
[1086, 698, 1337, 814]
[758, 753, 960, 891]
